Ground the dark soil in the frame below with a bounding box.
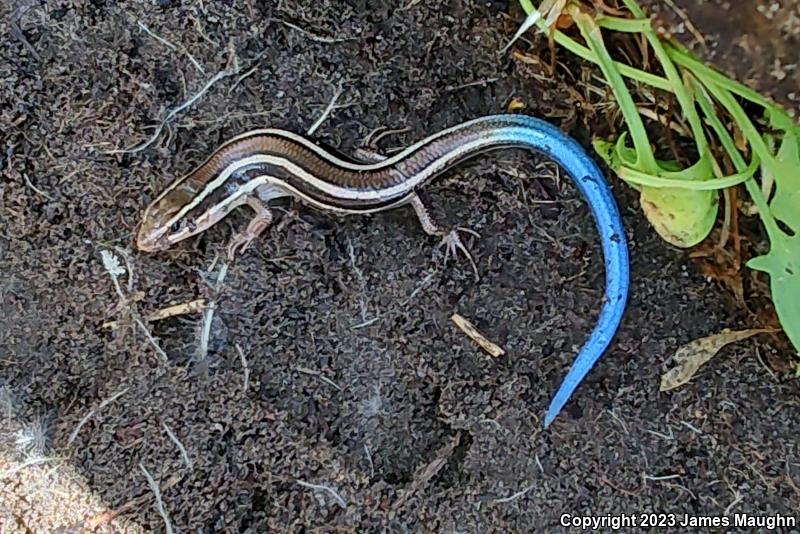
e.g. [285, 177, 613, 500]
[2, 1, 799, 532]
[642, 0, 800, 117]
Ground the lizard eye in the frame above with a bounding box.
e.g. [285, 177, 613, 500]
[169, 221, 182, 233]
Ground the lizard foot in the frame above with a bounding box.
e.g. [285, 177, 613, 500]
[438, 227, 481, 281]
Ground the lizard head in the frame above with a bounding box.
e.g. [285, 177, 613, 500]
[136, 183, 203, 252]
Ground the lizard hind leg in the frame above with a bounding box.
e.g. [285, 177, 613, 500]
[408, 193, 480, 280]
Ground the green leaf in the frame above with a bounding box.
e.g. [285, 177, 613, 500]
[595, 135, 719, 247]
[520, 0, 800, 353]
[592, 136, 637, 183]
[751, 110, 800, 353]
[638, 188, 717, 247]
[747, 232, 800, 351]
[692, 76, 800, 355]
[768, 127, 800, 230]
[571, 5, 719, 249]
[638, 152, 718, 248]
[621, 157, 759, 190]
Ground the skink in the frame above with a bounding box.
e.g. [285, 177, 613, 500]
[136, 114, 630, 427]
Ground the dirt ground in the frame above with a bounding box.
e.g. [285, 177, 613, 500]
[642, 0, 800, 117]
[2, 1, 799, 532]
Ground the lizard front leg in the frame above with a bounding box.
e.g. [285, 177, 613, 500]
[227, 196, 275, 259]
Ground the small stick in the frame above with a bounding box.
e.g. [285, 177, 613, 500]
[296, 479, 347, 508]
[451, 313, 505, 357]
[646, 427, 675, 441]
[535, 455, 544, 474]
[636, 106, 691, 136]
[306, 85, 343, 135]
[723, 487, 743, 515]
[351, 317, 379, 329]
[399, 0, 422, 11]
[67, 388, 129, 447]
[162, 422, 193, 470]
[196, 263, 228, 363]
[445, 77, 500, 92]
[197, 303, 216, 363]
[213, 262, 228, 292]
[101, 250, 169, 361]
[140, 463, 175, 534]
[295, 367, 341, 391]
[106, 41, 239, 155]
[23, 173, 56, 201]
[10, 22, 42, 62]
[393, 432, 461, 509]
[643, 473, 681, 481]
[500, 9, 542, 53]
[491, 483, 535, 503]
[136, 20, 204, 74]
[230, 66, 258, 92]
[270, 18, 358, 44]
[598, 474, 643, 496]
[149, 299, 208, 321]
[133, 316, 170, 361]
[102, 299, 209, 328]
[680, 421, 703, 434]
[364, 444, 374, 478]
[137, 20, 176, 50]
[662, 0, 706, 46]
[235, 344, 250, 394]
[85, 473, 181, 530]
[401, 271, 436, 305]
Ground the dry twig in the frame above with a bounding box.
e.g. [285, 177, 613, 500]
[296, 479, 347, 508]
[451, 313, 506, 357]
[100, 250, 168, 361]
[106, 41, 240, 154]
[67, 387, 129, 447]
[162, 422, 193, 470]
[140, 463, 175, 534]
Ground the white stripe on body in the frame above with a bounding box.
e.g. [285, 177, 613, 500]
[167, 136, 493, 229]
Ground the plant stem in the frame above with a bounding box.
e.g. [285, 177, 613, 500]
[620, 157, 757, 190]
[665, 42, 791, 121]
[692, 78, 782, 239]
[595, 15, 652, 33]
[570, 5, 658, 172]
[622, 0, 710, 158]
[518, 0, 671, 90]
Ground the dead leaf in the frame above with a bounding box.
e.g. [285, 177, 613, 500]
[660, 328, 771, 391]
[512, 49, 542, 66]
[555, 13, 574, 29]
[507, 96, 527, 111]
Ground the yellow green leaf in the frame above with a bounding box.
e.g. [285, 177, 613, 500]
[640, 187, 717, 247]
